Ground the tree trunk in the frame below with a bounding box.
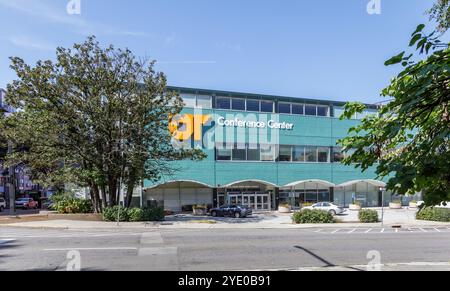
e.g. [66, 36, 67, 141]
[108, 176, 117, 206]
[92, 184, 102, 213]
[125, 180, 135, 208]
[101, 185, 107, 208]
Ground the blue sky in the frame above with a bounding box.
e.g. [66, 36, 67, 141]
[0, 0, 446, 103]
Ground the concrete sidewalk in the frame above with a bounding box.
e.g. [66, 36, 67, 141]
[0, 208, 449, 230]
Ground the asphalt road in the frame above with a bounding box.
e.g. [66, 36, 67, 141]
[1, 227, 450, 271]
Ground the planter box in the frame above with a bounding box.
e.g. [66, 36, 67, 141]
[278, 206, 292, 213]
[409, 202, 418, 209]
[389, 203, 402, 209]
[349, 204, 362, 211]
[193, 208, 207, 216]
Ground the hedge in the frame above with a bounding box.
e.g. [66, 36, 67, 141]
[358, 209, 379, 223]
[416, 207, 450, 222]
[103, 206, 165, 222]
[292, 209, 334, 224]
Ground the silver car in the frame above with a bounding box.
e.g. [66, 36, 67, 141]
[303, 202, 346, 216]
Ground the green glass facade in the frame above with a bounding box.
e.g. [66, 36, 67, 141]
[142, 87, 389, 211]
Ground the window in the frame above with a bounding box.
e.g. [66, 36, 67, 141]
[305, 146, 318, 162]
[232, 98, 246, 111]
[305, 105, 317, 116]
[318, 147, 330, 163]
[293, 146, 305, 162]
[196, 95, 212, 108]
[217, 145, 232, 161]
[232, 143, 246, 161]
[246, 99, 260, 112]
[217, 97, 231, 110]
[279, 145, 292, 162]
[278, 103, 291, 114]
[247, 144, 260, 161]
[260, 145, 276, 161]
[332, 147, 345, 163]
[292, 104, 304, 115]
[260, 101, 274, 113]
[317, 106, 328, 117]
[181, 94, 196, 108]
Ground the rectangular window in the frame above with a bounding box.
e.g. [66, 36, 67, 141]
[279, 145, 292, 162]
[247, 144, 261, 161]
[293, 146, 305, 162]
[246, 99, 260, 112]
[318, 147, 330, 163]
[305, 146, 318, 162]
[278, 103, 291, 114]
[196, 95, 212, 109]
[305, 105, 317, 116]
[332, 147, 345, 163]
[217, 97, 231, 110]
[260, 145, 275, 161]
[217, 144, 232, 161]
[260, 101, 274, 113]
[292, 104, 304, 115]
[317, 106, 329, 117]
[181, 94, 196, 108]
[232, 143, 246, 161]
[231, 98, 246, 111]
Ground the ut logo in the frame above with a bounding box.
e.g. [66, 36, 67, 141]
[169, 114, 211, 141]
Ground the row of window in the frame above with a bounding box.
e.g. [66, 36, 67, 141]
[216, 144, 353, 163]
[180, 94, 330, 117]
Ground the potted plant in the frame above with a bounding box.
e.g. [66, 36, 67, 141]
[278, 203, 292, 213]
[193, 205, 207, 216]
[349, 201, 362, 211]
[409, 200, 418, 208]
[389, 200, 402, 209]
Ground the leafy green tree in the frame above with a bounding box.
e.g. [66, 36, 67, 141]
[338, 24, 450, 206]
[428, 0, 450, 33]
[1, 36, 205, 212]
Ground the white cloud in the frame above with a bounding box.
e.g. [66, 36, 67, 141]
[9, 36, 55, 51]
[0, 0, 148, 37]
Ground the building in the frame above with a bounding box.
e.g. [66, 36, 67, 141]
[0, 89, 44, 207]
[138, 86, 414, 212]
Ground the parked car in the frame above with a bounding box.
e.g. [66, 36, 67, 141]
[15, 198, 39, 210]
[302, 202, 346, 216]
[0, 198, 6, 212]
[210, 205, 253, 218]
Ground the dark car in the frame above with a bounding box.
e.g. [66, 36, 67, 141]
[210, 205, 253, 218]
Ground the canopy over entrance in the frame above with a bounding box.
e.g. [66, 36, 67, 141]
[336, 179, 386, 188]
[283, 179, 335, 189]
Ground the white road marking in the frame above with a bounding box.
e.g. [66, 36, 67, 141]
[331, 229, 340, 234]
[348, 229, 356, 234]
[420, 228, 427, 233]
[395, 229, 399, 233]
[44, 247, 138, 251]
[138, 247, 178, 256]
[314, 229, 323, 233]
[365, 229, 372, 233]
[434, 228, 441, 233]
[380, 228, 385, 233]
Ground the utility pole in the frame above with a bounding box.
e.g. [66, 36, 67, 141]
[7, 142, 16, 216]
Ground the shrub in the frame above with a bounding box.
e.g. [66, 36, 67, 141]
[358, 209, 379, 223]
[102, 206, 129, 222]
[292, 209, 334, 224]
[416, 207, 450, 222]
[193, 204, 207, 210]
[54, 197, 93, 214]
[102, 206, 165, 222]
[142, 207, 165, 222]
[279, 203, 291, 208]
[128, 208, 145, 222]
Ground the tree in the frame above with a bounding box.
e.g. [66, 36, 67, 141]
[428, 0, 450, 33]
[1, 36, 205, 212]
[338, 24, 450, 207]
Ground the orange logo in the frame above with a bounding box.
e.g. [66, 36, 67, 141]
[169, 114, 211, 141]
